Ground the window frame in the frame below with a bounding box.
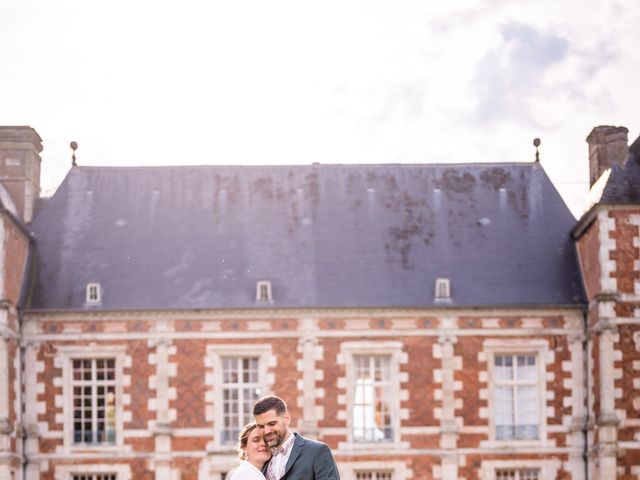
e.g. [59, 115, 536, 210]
[339, 461, 410, 480]
[220, 356, 261, 444]
[434, 278, 451, 300]
[54, 463, 131, 480]
[352, 354, 393, 443]
[479, 459, 560, 480]
[355, 471, 394, 480]
[256, 281, 273, 302]
[85, 283, 102, 305]
[70, 357, 118, 446]
[59, 346, 127, 452]
[340, 342, 403, 449]
[495, 468, 540, 480]
[484, 340, 548, 447]
[207, 344, 271, 448]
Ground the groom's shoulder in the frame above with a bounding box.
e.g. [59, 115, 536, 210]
[296, 434, 332, 452]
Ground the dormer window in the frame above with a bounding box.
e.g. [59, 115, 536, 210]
[86, 283, 102, 305]
[434, 278, 451, 301]
[256, 281, 273, 302]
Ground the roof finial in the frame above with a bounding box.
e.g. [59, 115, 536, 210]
[70, 141, 78, 167]
[533, 138, 541, 163]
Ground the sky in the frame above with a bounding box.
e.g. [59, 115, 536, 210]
[2, 0, 639, 217]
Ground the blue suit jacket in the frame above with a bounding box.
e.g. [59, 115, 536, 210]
[270, 433, 340, 480]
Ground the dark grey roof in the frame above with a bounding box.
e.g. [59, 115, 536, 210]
[28, 163, 584, 310]
[599, 136, 640, 204]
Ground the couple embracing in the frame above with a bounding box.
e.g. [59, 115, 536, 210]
[231, 396, 340, 480]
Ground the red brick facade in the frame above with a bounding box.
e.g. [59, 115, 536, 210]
[574, 207, 640, 479]
[13, 310, 584, 479]
[1, 211, 31, 478]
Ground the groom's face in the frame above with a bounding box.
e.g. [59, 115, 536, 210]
[255, 409, 291, 447]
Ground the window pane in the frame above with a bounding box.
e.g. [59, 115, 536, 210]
[494, 355, 513, 382]
[517, 355, 537, 381]
[495, 386, 514, 440]
[496, 471, 516, 480]
[520, 470, 540, 480]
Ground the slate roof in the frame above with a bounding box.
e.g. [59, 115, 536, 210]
[598, 136, 640, 204]
[27, 163, 584, 310]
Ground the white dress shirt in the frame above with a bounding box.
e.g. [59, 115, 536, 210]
[266, 432, 296, 480]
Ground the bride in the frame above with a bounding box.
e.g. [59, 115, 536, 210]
[229, 423, 272, 480]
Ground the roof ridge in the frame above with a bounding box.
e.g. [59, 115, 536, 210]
[68, 161, 540, 170]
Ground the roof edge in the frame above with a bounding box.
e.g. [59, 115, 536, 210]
[24, 303, 585, 319]
[572, 203, 640, 239]
[61, 161, 544, 171]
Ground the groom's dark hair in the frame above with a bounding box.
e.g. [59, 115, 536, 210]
[253, 395, 288, 416]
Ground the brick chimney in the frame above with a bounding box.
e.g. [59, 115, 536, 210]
[587, 125, 629, 188]
[0, 126, 42, 223]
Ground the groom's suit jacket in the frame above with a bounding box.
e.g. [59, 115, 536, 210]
[273, 433, 340, 480]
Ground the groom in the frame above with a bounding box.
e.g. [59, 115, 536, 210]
[253, 395, 340, 480]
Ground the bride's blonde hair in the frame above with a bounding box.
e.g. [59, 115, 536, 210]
[237, 422, 259, 460]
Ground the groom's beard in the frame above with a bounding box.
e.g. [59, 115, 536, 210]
[265, 428, 286, 447]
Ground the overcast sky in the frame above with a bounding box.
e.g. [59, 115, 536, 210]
[2, 0, 639, 217]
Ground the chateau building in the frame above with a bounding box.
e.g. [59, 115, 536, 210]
[0, 125, 639, 480]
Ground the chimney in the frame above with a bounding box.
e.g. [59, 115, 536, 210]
[587, 125, 629, 188]
[0, 126, 43, 223]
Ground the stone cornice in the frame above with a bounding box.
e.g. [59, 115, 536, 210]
[23, 305, 584, 322]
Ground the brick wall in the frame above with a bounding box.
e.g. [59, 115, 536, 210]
[21, 309, 585, 480]
[576, 207, 640, 479]
[0, 212, 31, 478]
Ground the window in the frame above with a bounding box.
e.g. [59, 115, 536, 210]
[493, 354, 539, 440]
[356, 472, 393, 480]
[480, 459, 558, 480]
[72, 358, 117, 445]
[59, 346, 125, 452]
[221, 357, 260, 443]
[72, 476, 116, 480]
[55, 463, 131, 480]
[434, 278, 451, 299]
[343, 461, 409, 480]
[207, 345, 271, 448]
[86, 283, 102, 305]
[256, 281, 272, 302]
[340, 342, 404, 449]
[353, 355, 393, 442]
[496, 470, 540, 480]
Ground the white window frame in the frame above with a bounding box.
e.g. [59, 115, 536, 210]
[355, 471, 394, 480]
[54, 463, 131, 480]
[495, 469, 540, 480]
[339, 461, 410, 480]
[220, 356, 261, 444]
[483, 340, 548, 448]
[340, 342, 403, 449]
[59, 346, 127, 453]
[256, 281, 273, 302]
[434, 278, 451, 300]
[479, 459, 560, 480]
[85, 283, 102, 305]
[207, 344, 271, 448]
